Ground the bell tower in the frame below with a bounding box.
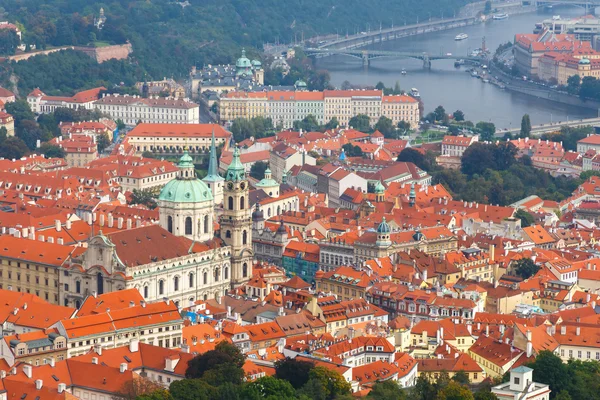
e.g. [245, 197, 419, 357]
[221, 146, 253, 286]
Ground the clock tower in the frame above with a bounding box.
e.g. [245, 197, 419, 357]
[221, 146, 253, 286]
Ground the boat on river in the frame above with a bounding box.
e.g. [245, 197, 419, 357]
[493, 13, 508, 20]
[455, 33, 468, 41]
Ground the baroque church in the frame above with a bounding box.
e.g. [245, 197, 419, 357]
[64, 132, 253, 308]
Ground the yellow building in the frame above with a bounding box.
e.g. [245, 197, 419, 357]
[538, 49, 600, 85]
[0, 235, 76, 305]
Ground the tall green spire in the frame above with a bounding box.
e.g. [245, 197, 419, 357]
[204, 127, 223, 183]
[226, 146, 246, 182]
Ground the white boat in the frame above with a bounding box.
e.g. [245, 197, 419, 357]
[410, 88, 420, 97]
[493, 13, 508, 20]
[455, 33, 468, 41]
[401, 69, 407, 75]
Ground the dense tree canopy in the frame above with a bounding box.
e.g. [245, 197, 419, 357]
[514, 258, 540, 279]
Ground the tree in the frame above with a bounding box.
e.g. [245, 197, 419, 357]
[554, 391, 572, 400]
[342, 143, 363, 157]
[433, 105, 446, 123]
[520, 114, 531, 138]
[567, 74, 581, 95]
[293, 114, 320, 132]
[246, 376, 295, 400]
[97, 133, 111, 153]
[473, 391, 498, 400]
[514, 258, 540, 279]
[451, 370, 470, 385]
[398, 148, 430, 171]
[412, 375, 437, 400]
[397, 121, 411, 132]
[17, 120, 51, 150]
[5, 100, 35, 126]
[185, 341, 245, 385]
[325, 117, 339, 130]
[484, 0, 492, 13]
[0, 137, 29, 159]
[475, 121, 496, 142]
[436, 381, 474, 400]
[0, 29, 19, 56]
[374, 116, 395, 138]
[375, 81, 386, 90]
[515, 209, 534, 227]
[0, 127, 7, 144]
[528, 351, 570, 396]
[168, 379, 217, 400]
[348, 114, 371, 132]
[128, 189, 158, 210]
[39, 143, 66, 158]
[111, 377, 162, 400]
[305, 366, 351, 400]
[250, 161, 268, 180]
[453, 110, 465, 122]
[275, 357, 315, 390]
[367, 380, 406, 400]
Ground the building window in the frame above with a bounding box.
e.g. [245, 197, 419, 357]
[228, 196, 234, 210]
[184, 217, 193, 235]
[226, 230, 231, 239]
[144, 285, 149, 298]
[240, 196, 245, 210]
[243, 263, 248, 278]
[167, 216, 173, 233]
[159, 280, 165, 296]
[224, 267, 229, 280]
[75, 281, 81, 294]
[243, 230, 248, 245]
[189, 273, 194, 288]
[174, 276, 179, 291]
[204, 215, 209, 233]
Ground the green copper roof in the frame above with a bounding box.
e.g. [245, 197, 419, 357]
[409, 182, 416, 198]
[203, 128, 224, 183]
[374, 181, 385, 194]
[158, 179, 213, 203]
[377, 217, 391, 234]
[236, 48, 252, 69]
[158, 151, 213, 203]
[226, 146, 246, 182]
[256, 177, 279, 188]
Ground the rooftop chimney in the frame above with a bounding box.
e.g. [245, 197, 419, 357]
[120, 363, 127, 373]
[35, 380, 43, 390]
[58, 383, 66, 393]
[23, 364, 32, 379]
[129, 339, 139, 353]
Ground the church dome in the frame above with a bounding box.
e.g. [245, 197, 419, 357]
[377, 217, 391, 234]
[158, 152, 213, 203]
[236, 49, 253, 69]
[579, 58, 591, 65]
[256, 168, 279, 188]
[252, 204, 264, 221]
[251, 59, 262, 67]
[295, 80, 307, 89]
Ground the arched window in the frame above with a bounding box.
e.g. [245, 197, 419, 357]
[203, 294, 208, 301]
[189, 273, 194, 288]
[185, 217, 192, 235]
[158, 280, 165, 296]
[174, 276, 179, 291]
[203, 272, 207, 285]
[243, 263, 248, 278]
[243, 230, 248, 245]
[214, 268, 220, 282]
[76, 280, 81, 294]
[268, 208, 272, 217]
[204, 215, 209, 233]
[224, 266, 229, 280]
[226, 230, 231, 239]
[167, 216, 173, 233]
[143, 285, 149, 298]
[240, 196, 245, 210]
[75, 300, 81, 309]
[97, 272, 104, 295]
[228, 196, 234, 210]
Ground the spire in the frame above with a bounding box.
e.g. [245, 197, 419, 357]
[204, 127, 223, 182]
[226, 146, 246, 182]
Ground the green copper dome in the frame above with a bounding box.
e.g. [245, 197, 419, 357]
[158, 152, 213, 203]
[226, 146, 246, 182]
[256, 168, 278, 188]
[377, 217, 391, 234]
[236, 49, 252, 69]
[374, 181, 385, 194]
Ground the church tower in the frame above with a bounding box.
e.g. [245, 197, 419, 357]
[203, 128, 225, 205]
[221, 146, 253, 286]
[409, 183, 416, 207]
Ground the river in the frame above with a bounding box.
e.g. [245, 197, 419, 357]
[315, 8, 598, 129]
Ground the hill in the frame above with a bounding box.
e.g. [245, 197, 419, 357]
[0, 0, 472, 85]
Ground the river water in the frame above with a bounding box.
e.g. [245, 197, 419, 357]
[316, 8, 598, 129]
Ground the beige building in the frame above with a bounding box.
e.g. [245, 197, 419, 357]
[124, 123, 230, 156]
[0, 111, 15, 136]
[538, 49, 600, 85]
[48, 134, 98, 167]
[219, 89, 420, 129]
[0, 329, 68, 367]
[0, 235, 75, 305]
[269, 142, 316, 183]
[94, 94, 200, 126]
